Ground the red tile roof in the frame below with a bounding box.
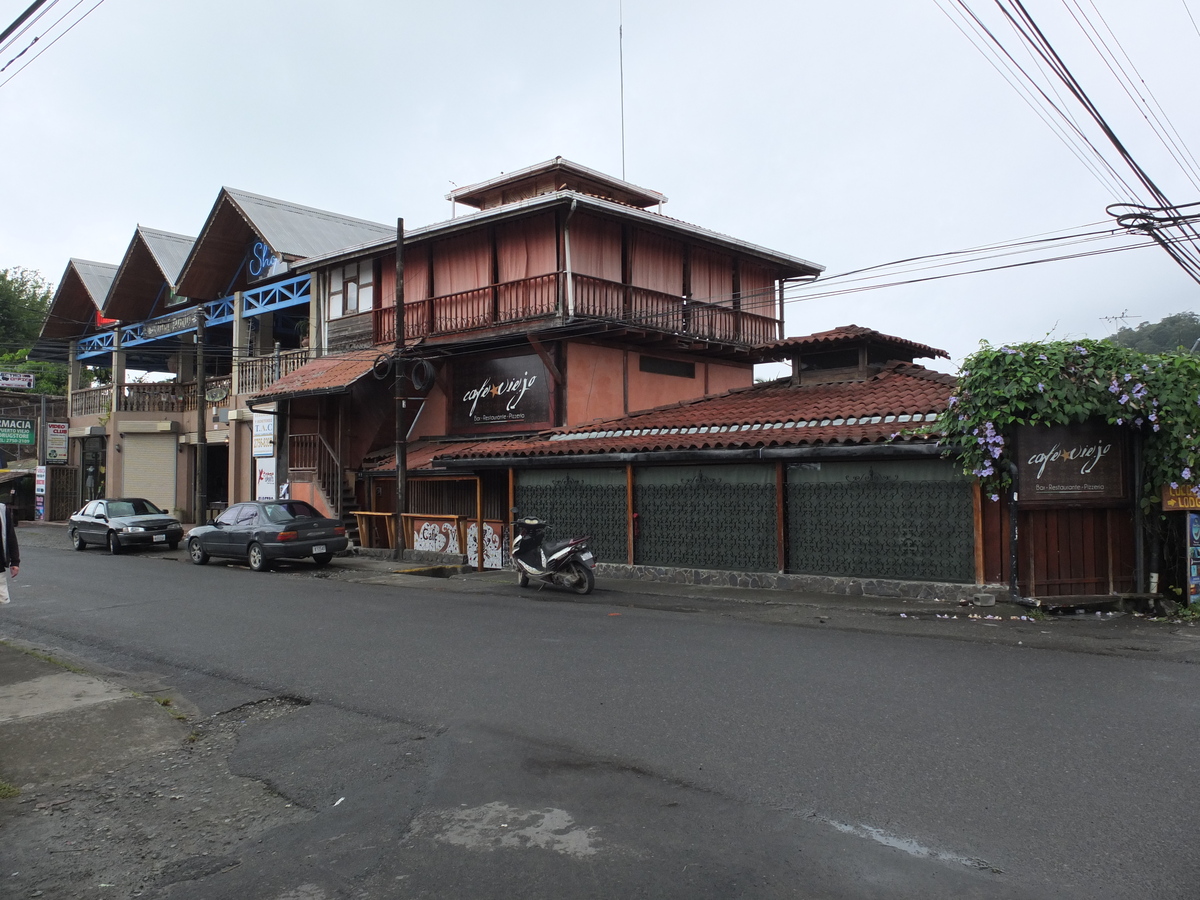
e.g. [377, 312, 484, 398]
[759, 325, 949, 361]
[432, 361, 955, 461]
[252, 349, 383, 400]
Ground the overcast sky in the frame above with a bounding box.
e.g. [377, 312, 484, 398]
[3, 0, 1198, 371]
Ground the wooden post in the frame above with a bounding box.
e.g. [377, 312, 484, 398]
[776, 460, 786, 573]
[626, 463, 635, 565]
[972, 482, 985, 584]
[476, 476, 484, 572]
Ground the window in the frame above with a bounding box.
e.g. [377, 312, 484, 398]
[235, 506, 260, 525]
[216, 505, 243, 526]
[329, 260, 376, 318]
[639, 355, 695, 378]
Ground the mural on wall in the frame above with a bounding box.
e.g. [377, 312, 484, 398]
[466, 521, 506, 569]
[1016, 423, 1127, 503]
[413, 519, 461, 554]
[451, 353, 552, 433]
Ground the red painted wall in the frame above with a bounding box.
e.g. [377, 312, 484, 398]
[565, 343, 625, 425]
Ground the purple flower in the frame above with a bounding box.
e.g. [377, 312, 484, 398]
[1119, 394, 1129, 405]
[1116, 418, 1124, 425]
[1135, 418, 1143, 427]
[1038, 354, 1048, 361]
[1075, 345, 1088, 355]
[1148, 413, 1157, 422]
[1123, 373, 1132, 382]
[947, 396, 958, 407]
[1153, 424, 1160, 432]
[989, 493, 1000, 502]
[1037, 383, 1044, 392]
[1171, 482, 1179, 489]
[1108, 381, 1120, 394]
[1184, 467, 1192, 480]
[1001, 346, 1016, 354]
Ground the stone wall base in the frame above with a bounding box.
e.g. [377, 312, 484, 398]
[593, 562, 1003, 604]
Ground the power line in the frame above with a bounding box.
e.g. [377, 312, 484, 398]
[0, 0, 106, 89]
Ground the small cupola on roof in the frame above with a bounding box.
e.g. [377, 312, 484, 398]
[447, 156, 667, 211]
[759, 325, 950, 386]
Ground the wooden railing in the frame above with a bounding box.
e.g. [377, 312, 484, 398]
[289, 433, 341, 515]
[370, 270, 780, 347]
[118, 382, 198, 412]
[71, 386, 112, 417]
[236, 349, 310, 395]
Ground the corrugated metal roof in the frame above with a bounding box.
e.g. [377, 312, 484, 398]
[70, 259, 118, 309]
[223, 188, 394, 260]
[432, 362, 955, 462]
[137, 226, 195, 284]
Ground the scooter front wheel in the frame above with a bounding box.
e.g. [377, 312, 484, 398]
[517, 569, 530, 588]
[568, 559, 595, 595]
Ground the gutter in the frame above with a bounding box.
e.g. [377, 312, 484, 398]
[432, 441, 945, 469]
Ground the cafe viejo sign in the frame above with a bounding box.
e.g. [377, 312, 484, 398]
[1016, 423, 1127, 502]
[451, 354, 551, 432]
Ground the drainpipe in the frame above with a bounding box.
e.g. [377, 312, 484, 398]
[563, 198, 578, 318]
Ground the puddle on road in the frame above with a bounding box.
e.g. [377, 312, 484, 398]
[413, 801, 601, 857]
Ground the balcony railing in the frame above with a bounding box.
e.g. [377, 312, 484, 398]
[372, 271, 780, 346]
[119, 382, 198, 413]
[71, 386, 112, 417]
[236, 349, 311, 395]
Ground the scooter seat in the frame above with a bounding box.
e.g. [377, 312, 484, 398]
[542, 538, 575, 556]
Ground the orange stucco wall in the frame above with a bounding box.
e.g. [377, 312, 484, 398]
[705, 360, 754, 395]
[410, 382, 448, 440]
[565, 343, 626, 426]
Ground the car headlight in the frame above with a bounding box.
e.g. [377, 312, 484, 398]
[123, 526, 146, 533]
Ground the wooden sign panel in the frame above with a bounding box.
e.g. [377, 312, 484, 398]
[450, 353, 552, 433]
[1162, 483, 1200, 511]
[1016, 423, 1127, 504]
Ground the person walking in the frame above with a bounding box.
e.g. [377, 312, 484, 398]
[0, 500, 19, 604]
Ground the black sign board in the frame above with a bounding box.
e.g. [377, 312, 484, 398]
[1016, 422, 1127, 503]
[141, 310, 197, 340]
[450, 354, 552, 433]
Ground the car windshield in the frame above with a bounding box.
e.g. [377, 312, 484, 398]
[261, 501, 320, 524]
[107, 499, 163, 517]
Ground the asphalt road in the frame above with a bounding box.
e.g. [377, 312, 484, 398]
[2, 528, 1198, 899]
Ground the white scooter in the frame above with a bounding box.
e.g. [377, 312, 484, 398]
[511, 517, 596, 595]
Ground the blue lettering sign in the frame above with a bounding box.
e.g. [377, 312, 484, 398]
[249, 242, 279, 278]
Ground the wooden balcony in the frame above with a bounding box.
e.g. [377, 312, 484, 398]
[71, 386, 112, 417]
[118, 382, 198, 413]
[236, 350, 311, 395]
[372, 271, 780, 347]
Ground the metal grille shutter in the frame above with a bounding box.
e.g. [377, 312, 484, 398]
[122, 434, 177, 508]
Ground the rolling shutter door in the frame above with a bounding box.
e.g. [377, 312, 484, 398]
[122, 434, 177, 508]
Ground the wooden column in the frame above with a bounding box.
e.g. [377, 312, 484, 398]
[626, 463, 635, 565]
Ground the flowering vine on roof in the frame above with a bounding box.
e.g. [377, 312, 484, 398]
[933, 338, 1200, 505]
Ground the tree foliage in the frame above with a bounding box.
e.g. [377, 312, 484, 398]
[1108, 311, 1200, 354]
[935, 339, 1200, 506]
[0, 267, 69, 395]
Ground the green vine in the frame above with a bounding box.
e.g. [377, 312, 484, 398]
[934, 339, 1200, 506]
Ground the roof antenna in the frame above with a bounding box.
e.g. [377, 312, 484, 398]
[619, 0, 626, 180]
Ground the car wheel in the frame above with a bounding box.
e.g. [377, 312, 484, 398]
[107, 532, 122, 555]
[248, 542, 271, 572]
[567, 560, 594, 595]
[312, 552, 333, 567]
[517, 569, 529, 588]
[70, 528, 86, 551]
[188, 538, 209, 565]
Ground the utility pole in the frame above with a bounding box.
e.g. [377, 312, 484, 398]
[195, 309, 208, 524]
[393, 219, 406, 561]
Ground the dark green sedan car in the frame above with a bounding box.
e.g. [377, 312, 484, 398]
[185, 500, 348, 571]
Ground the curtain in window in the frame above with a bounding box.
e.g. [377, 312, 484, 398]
[570, 214, 622, 281]
[496, 213, 557, 282]
[690, 248, 734, 306]
[433, 232, 491, 296]
[630, 229, 683, 296]
[739, 262, 776, 316]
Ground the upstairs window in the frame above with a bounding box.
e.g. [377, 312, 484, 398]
[328, 260, 375, 318]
